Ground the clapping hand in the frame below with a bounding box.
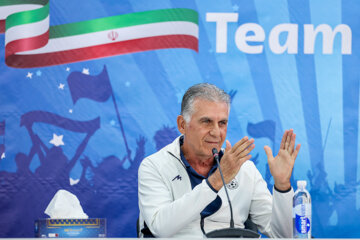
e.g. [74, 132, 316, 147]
[264, 129, 301, 191]
[209, 136, 255, 191]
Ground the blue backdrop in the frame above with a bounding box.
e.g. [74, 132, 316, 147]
[0, 0, 358, 237]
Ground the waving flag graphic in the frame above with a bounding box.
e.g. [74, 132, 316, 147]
[0, 0, 198, 68]
[67, 66, 112, 104]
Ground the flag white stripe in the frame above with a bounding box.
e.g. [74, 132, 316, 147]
[0, 4, 40, 19]
[18, 21, 198, 55]
[5, 15, 49, 45]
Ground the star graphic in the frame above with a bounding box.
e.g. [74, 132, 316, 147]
[1, 152, 5, 159]
[66, 67, 70, 72]
[82, 68, 90, 75]
[232, 4, 239, 11]
[69, 109, 73, 113]
[58, 83, 65, 90]
[36, 70, 42, 76]
[125, 81, 131, 87]
[26, 72, 33, 79]
[49, 133, 65, 147]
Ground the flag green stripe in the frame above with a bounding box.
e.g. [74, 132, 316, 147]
[0, 0, 47, 7]
[50, 8, 198, 39]
[6, 1, 48, 30]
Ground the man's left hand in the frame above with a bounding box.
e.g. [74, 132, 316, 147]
[264, 129, 301, 191]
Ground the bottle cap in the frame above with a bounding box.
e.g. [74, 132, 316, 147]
[297, 180, 307, 188]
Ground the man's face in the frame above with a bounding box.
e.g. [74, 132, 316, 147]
[177, 98, 229, 159]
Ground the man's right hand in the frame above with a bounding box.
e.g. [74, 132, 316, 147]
[208, 136, 255, 191]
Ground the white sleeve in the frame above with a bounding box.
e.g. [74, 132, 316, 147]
[270, 187, 293, 238]
[248, 168, 293, 238]
[138, 157, 218, 237]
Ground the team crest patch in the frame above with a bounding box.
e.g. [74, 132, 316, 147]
[226, 178, 238, 190]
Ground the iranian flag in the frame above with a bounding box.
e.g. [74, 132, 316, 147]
[0, 0, 198, 68]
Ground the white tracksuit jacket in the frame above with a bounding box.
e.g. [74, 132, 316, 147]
[138, 136, 293, 238]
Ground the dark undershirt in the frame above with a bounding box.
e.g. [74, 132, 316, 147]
[179, 136, 222, 218]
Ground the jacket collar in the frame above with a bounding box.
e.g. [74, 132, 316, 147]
[166, 135, 185, 167]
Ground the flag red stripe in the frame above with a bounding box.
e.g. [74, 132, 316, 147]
[0, 19, 5, 33]
[5, 30, 49, 57]
[5, 34, 198, 68]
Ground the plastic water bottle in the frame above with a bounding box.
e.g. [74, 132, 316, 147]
[293, 180, 311, 238]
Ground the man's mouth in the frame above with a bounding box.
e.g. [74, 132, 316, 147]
[205, 141, 219, 145]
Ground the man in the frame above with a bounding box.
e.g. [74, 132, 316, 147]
[138, 83, 301, 238]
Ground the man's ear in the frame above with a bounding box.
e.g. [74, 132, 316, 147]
[177, 115, 186, 134]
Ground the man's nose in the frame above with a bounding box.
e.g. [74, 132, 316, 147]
[210, 124, 220, 137]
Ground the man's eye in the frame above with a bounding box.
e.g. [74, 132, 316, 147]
[219, 121, 227, 126]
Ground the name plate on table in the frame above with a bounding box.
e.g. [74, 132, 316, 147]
[35, 218, 106, 238]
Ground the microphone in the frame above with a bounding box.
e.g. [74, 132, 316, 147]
[212, 148, 234, 228]
[204, 148, 260, 238]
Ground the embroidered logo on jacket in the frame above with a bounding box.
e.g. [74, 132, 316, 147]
[172, 175, 182, 181]
[226, 178, 238, 190]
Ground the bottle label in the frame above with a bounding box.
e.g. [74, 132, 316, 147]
[295, 214, 310, 233]
[293, 204, 311, 234]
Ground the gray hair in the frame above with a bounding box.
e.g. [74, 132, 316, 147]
[181, 83, 230, 122]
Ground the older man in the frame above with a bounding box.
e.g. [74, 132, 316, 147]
[138, 83, 301, 238]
